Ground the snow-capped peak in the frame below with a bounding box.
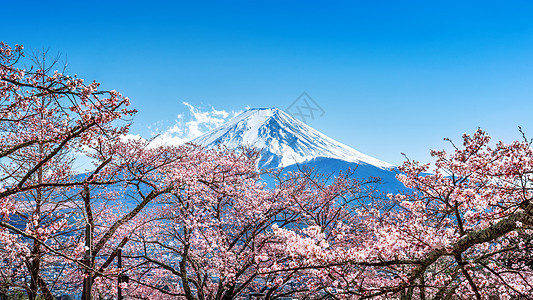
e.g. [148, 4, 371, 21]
[191, 107, 394, 169]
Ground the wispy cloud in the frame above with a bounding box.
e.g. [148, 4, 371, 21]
[148, 102, 241, 147]
[73, 103, 241, 172]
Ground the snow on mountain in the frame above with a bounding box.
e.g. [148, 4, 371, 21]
[191, 107, 394, 170]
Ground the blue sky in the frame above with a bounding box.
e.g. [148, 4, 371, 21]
[3, 1, 533, 165]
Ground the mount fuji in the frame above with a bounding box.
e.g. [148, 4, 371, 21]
[192, 107, 405, 191]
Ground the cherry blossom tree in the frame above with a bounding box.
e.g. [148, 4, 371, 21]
[95, 153, 383, 300]
[55, 138, 200, 300]
[264, 129, 533, 299]
[0, 42, 135, 299]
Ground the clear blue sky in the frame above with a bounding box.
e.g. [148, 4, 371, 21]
[3, 1, 533, 165]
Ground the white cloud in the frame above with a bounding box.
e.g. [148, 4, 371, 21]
[149, 102, 241, 147]
[71, 104, 241, 172]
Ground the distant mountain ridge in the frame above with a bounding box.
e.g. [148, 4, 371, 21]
[191, 107, 394, 170]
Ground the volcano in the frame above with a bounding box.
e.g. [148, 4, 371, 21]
[191, 108, 405, 192]
[192, 108, 393, 169]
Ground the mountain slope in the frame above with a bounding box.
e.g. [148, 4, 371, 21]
[191, 108, 394, 170]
